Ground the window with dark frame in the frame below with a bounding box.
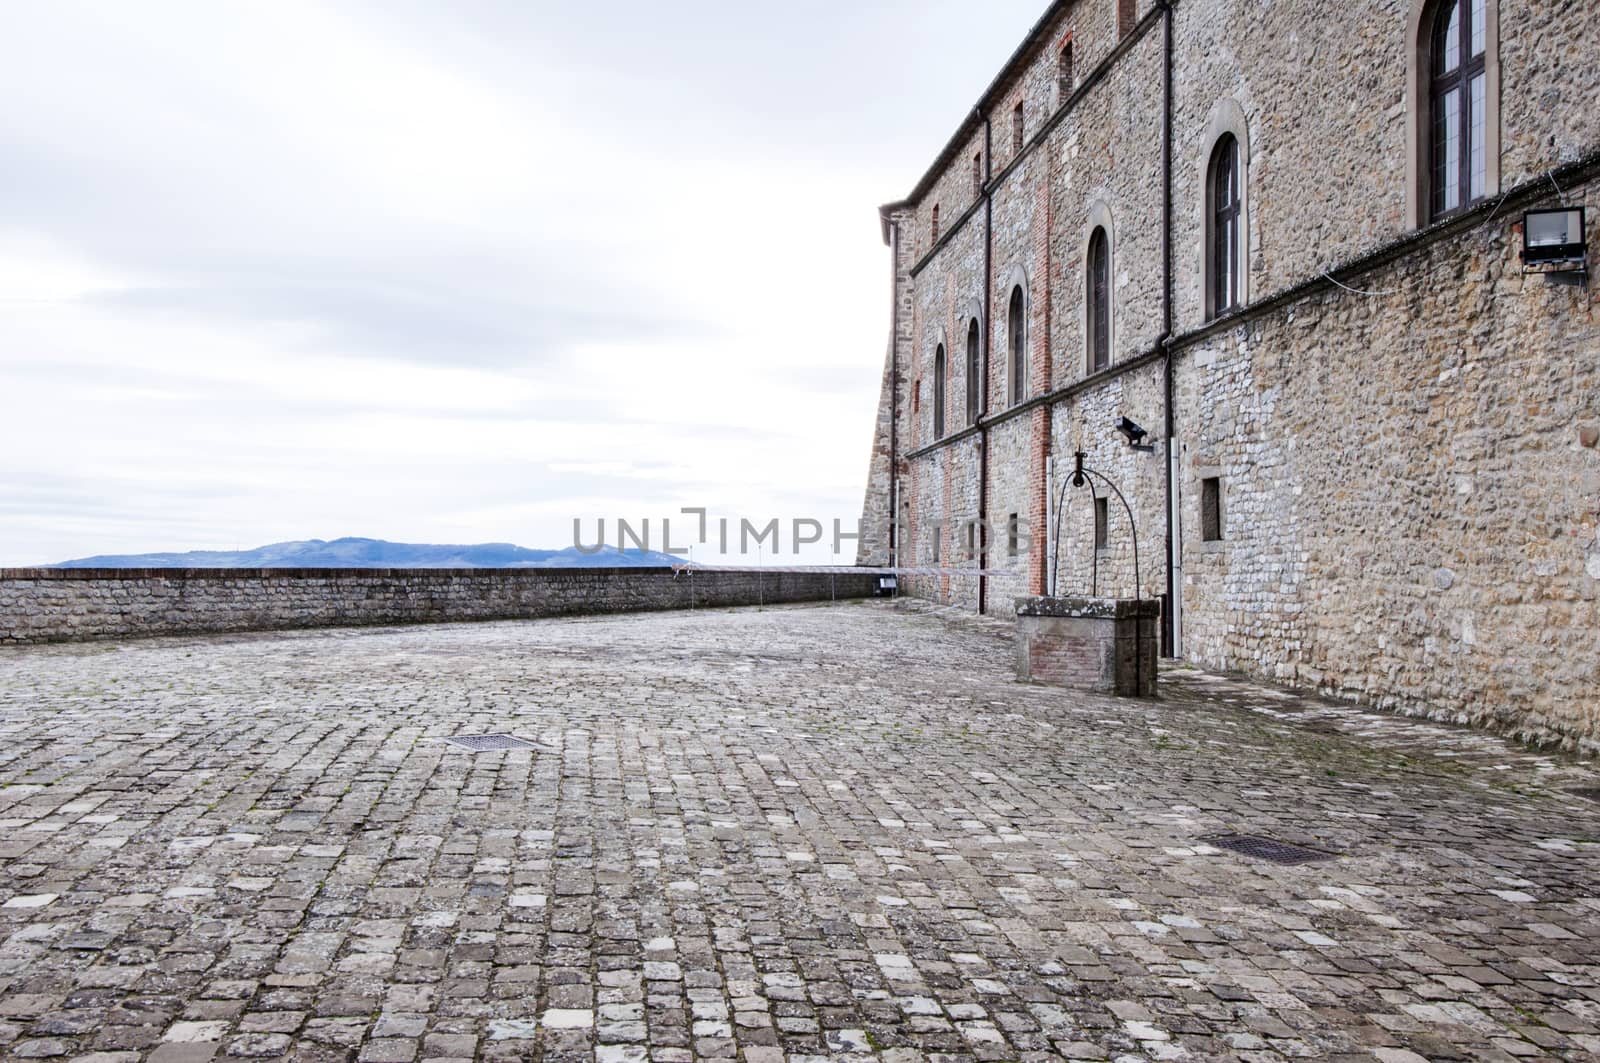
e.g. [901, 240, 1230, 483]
[965, 318, 981, 425]
[931, 203, 940, 243]
[1429, 0, 1487, 219]
[973, 152, 983, 196]
[1209, 134, 1241, 317]
[1012, 101, 1024, 155]
[1087, 227, 1110, 373]
[932, 344, 946, 439]
[1094, 497, 1109, 550]
[1007, 286, 1027, 405]
[964, 521, 976, 561]
[1007, 513, 1020, 557]
[1058, 41, 1074, 102]
[1201, 477, 1224, 542]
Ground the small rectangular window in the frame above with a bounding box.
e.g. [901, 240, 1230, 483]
[1007, 513, 1020, 557]
[1059, 41, 1074, 102]
[1094, 497, 1109, 549]
[931, 204, 940, 243]
[973, 152, 982, 195]
[1012, 101, 1024, 155]
[964, 521, 976, 561]
[1201, 477, 1224, 542]
[933, 525, 943, 564]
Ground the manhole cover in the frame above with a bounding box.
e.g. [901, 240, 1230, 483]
[1570, 788, 1600, 803]
[445, 733, 538, 752]
[1204, 834, 1335, 864]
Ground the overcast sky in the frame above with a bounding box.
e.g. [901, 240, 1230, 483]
[0, 0, 1043, 566]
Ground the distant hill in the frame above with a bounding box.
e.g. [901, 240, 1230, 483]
[51, 537, 687, 569]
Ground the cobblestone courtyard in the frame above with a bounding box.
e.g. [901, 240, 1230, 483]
[1, 601, 1598, 1063]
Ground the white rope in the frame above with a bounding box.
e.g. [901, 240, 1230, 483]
[1320, 271, 1406, 298]
[1318, 174, 1542, 299]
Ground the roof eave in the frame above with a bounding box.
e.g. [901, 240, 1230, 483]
[889, 0, 1075, 210]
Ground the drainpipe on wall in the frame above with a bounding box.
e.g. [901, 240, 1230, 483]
[977, 109, 994, 615]
[1159, 0, 1181, 657]
[888, 220, 901, 572]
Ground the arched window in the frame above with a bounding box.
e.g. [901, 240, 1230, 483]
[1086, 227, 1110, 373]
[1208, 134, 1241, 317]
[1058, 41, 1074, 102]
[932, 344, 946, 439]
[1428, 0, 1488, 218]
[965, 318, 981, 425]
[1007, 287, 1026, 405]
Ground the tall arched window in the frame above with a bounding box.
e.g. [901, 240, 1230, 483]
[1086, 228, 1110, 373]
[1208, 134, 1241, 317]
[1007, 287, 1026, 405]
[965, 318, 981, 425]
[1429, 0, 1487, 218]
[932, 344, 947, 439]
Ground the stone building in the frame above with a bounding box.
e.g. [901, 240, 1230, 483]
[857, 0, 1600, 748]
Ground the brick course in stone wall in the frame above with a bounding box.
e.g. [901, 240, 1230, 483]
[0, 568, 879, 645]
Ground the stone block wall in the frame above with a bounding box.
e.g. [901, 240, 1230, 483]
[1176, 173, 1600, 749]
[0, 568, 880, 645]
[862, 0, 1600, 748]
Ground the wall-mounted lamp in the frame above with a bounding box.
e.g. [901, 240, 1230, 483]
[1116, 416, 1155, 453]
[1522, 206, 1587, 285]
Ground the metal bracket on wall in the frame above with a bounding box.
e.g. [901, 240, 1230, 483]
[1049, 450, 1141, 599]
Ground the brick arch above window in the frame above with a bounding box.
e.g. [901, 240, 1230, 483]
[1407, 0, 1500, 227]
[922, 328, 948, 444]
[963, 299, 985, 425]
[998, 265, 1030, 407]
[1198, 98, 1252, 321]
[1081, 200, 1117, 376]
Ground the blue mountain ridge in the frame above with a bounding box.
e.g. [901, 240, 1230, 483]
[51, 537, 686, 569]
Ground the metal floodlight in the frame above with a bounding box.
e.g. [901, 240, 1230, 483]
[1115, 416, 1154, 452]
[1522, 206, 1586, 265]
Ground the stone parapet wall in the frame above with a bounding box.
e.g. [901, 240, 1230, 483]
[0, 567, 880, 645]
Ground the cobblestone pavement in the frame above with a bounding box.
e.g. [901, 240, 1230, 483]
[1, 601, 1598, 1063]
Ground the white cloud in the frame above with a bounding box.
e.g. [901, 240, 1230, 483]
[0, 0, 1044, 565]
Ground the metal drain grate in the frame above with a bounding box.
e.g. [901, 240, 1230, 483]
[1570, 788, 1600, 803]
[1204, 834, 1335, 865]
[445, 733, 538, 752]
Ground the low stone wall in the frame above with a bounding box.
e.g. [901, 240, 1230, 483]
[0, 567, 880, 645]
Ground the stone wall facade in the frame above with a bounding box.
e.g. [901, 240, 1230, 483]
[0, 568, 879, 645]
[859, 0, 1600, 749]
